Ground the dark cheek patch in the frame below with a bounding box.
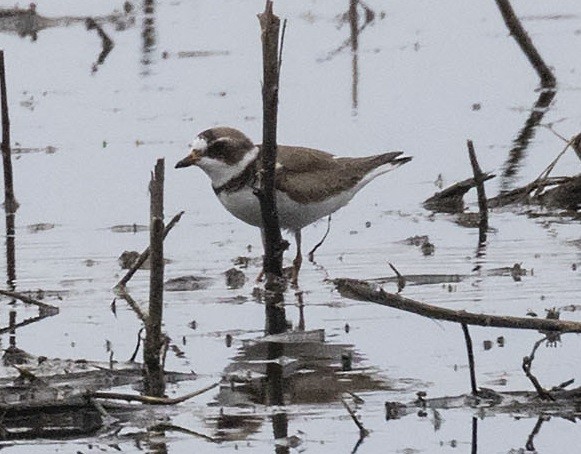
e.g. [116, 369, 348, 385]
[206, 142, 227, 160]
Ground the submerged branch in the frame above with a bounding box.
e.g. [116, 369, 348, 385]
[90, 382, 219, 405]
[335, 278, 581, 332]
[0, 289, 59, 314]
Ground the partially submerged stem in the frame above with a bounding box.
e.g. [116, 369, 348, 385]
[257, 1, 286, 285]
[0, 50, 17, 215]
[341, 396, 369, 438]
[461, 323, 478, 396]
[144, 158, 165, 397]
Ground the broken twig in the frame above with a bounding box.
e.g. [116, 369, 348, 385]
[115, 210, 184, 289]
[522, 336, 555, 401]
[387, 262, 406, 293]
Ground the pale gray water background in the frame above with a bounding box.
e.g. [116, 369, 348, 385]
[0, 0, 580, 452]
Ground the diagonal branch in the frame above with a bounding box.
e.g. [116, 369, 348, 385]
[335, 278, 581, 332]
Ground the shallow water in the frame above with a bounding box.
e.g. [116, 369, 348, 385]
[0, 0, 580, 452]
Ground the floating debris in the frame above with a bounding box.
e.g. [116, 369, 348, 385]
[12, 145, 57, 155]
[110, 224, 148, 233]
[118, 250, 171, 269]
[225, 268, 246, 289]
[118, 251, 139, 269]
[400, 235, 429, 246]
[487, 263, 527, 280]
[27, 223, 55, 233]
[454, 212, 481, 228]
[177, 50, 230, 58]
[165, 275, 213, 292]
[369, 274, 464, 285]
[421, 241, 435, 256]
[538, 174, 581, 211]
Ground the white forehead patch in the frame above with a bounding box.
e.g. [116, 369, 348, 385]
[190, 136, 208, 151]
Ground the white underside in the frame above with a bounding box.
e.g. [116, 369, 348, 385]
[215, 160, 402, 231]
[217, 186, 354, 231]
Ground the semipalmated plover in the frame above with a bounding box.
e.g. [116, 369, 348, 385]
[175, 127, 411, 283]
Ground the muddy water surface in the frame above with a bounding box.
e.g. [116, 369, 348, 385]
[1, 0, 580, 452]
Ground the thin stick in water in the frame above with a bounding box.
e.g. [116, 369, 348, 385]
[341, 396, 369, 438]
[461, 323, 478, 396]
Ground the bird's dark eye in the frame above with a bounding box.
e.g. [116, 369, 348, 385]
[206, 140, 228, 159]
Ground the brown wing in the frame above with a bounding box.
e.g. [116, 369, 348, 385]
[272, 146, 408, 204]
[274, 146, 381, 204]
[276, 146, 338, 172]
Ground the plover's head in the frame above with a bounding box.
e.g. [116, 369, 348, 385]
[175, 127, 258, 187]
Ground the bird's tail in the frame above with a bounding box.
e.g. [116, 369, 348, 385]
[356, 151, 412, 189]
